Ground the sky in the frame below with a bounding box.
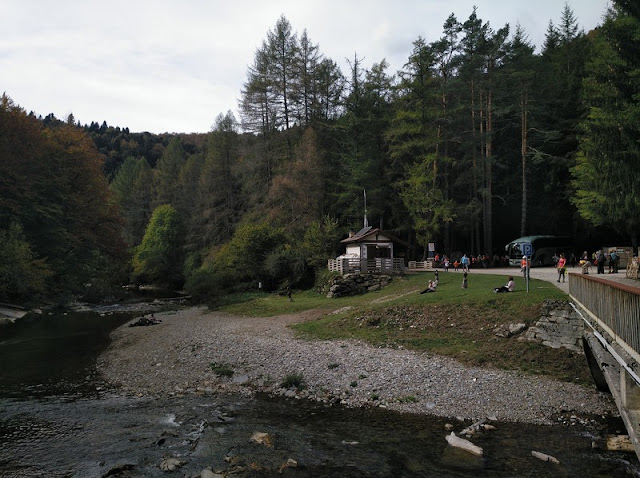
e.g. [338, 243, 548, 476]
[2, 0, 610, 134]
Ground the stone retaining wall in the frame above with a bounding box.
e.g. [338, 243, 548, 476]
[326, 273, 392, 298]
[521, 300, 584, 352]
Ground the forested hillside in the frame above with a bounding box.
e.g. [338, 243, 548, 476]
[1, 3, 638, 303]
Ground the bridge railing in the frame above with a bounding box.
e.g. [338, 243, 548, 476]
[569, 273, 640, 364]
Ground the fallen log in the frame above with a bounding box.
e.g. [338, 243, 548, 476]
[445, 432, 483, 456]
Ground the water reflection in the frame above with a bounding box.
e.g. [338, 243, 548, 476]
[0, 311, 132, 398]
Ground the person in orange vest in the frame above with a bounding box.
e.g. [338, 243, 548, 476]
[521, 256, 530, 278]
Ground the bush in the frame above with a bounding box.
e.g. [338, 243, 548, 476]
[210, 362, 234, 377]
[0, 222, 52, 302]
[210, 222, 285, 290]
[314, 269, 341, 294]
[280, 372, 306, 390]
[185, 267, 221, 299]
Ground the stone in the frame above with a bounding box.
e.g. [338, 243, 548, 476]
[159, 457, 186, 471]
[494, 323, 526, 338]
[531, 450, 560, 464]
[201, 469, 224, 478]
[445, 432, 483, 456]
[250, 431, 274, 447]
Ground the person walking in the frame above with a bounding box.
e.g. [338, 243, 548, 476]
[461, 254, 470, 272]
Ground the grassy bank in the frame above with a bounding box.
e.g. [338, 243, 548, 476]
[219, 271, 593, 384]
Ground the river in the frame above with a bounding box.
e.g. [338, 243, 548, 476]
[0, 310, 638, 477]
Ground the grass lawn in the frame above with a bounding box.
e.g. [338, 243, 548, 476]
[218, 271, 594, 384]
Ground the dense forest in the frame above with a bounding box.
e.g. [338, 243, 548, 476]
[1, 2, 639, 304]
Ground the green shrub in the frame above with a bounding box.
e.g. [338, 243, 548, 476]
[281, 372, 306, 390]
[210, 362, 234, 378]
[314, 269, 340, 294]
[185, 267, 221, 299]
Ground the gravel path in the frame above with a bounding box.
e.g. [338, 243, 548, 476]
[97, 305, 616, 425]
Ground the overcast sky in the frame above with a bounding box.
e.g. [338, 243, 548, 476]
[2, 1, 610, 134]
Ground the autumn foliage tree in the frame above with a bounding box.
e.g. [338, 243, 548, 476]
[0, 95, 127, 302]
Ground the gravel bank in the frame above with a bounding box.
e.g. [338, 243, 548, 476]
[96, 306, 616, 425]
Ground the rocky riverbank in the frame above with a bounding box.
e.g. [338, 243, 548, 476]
[96, 306, 617, 425]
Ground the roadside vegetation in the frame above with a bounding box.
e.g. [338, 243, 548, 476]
[218, 272, 594, 385]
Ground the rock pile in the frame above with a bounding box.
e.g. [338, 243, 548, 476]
[522, 300, 584, 352]
[326, 273, 392, 298]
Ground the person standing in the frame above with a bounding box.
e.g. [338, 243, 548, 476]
[610, 250, 619, 273]
[521, 256, 530, 279]
[557, 254, 567, 283]
[597, 250, 606, 274]
[461, 271, 468, 289]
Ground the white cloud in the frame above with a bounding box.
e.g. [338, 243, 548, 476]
[2, 0, 610, 133]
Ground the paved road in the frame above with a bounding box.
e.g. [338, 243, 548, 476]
[434, 265, 639, 294]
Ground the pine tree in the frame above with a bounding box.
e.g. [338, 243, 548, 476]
[572, 4, 640, 249]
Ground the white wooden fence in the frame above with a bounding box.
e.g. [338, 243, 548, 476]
[327, 258, 405, 274]
[407, 260, 434, 271]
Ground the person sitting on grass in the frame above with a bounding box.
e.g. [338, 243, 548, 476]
[420, 280, 437, 294]
[494, 276, 515, 293]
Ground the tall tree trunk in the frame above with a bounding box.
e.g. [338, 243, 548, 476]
[479, 91, 486, 256]
[520, 91, 528, 237]
[472, 84, 481, 256]
[484, 88, 493, 256]
[442, 91, 451, 254]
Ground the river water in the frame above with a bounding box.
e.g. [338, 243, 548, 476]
[0, 311, 638, 477]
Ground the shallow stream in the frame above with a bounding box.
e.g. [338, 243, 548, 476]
[0, 310, 638, 477]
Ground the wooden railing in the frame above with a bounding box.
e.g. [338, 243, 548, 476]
[570, 273, 640, 364]
[408, 260, 434, 270]
[327, 258, 405, 274]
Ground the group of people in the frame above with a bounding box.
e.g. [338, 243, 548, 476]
[420, 247, 622, 294]
[573, 249, 620, 275]
[433, 253, 512, 270]
[419, 268, 515, 294]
